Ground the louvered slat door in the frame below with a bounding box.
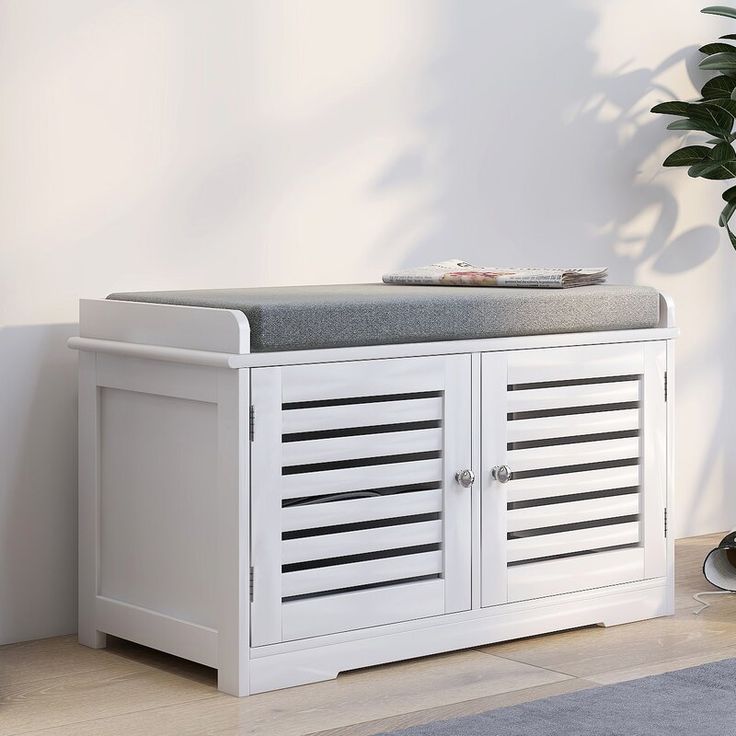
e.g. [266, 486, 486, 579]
[250, 355, 472, 645]
[482, 343, 667, 607]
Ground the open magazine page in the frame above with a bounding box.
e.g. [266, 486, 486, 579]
[382, 259, 608, 289]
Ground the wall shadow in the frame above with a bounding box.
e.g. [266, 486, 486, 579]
[0, 323, 78, 645]
[371, 3, 718, 279]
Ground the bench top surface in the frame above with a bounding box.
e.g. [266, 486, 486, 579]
[107, 283, 661, 352]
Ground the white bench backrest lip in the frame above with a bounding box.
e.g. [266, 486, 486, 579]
[79, 298, 250, 353]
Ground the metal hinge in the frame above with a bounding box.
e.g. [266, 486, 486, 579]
[664, 508, 668, 537]
[249, 405, 255, 442]
[249, 566, 254, 601]
[664, 371, 668, 402]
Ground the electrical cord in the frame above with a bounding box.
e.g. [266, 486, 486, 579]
[693, 590, 734, 614]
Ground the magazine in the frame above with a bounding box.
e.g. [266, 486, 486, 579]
[382, 260, 607, 289]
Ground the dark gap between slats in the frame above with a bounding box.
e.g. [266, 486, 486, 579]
[507, 542, 640, 567]
[510, 457, 639, 480]
[282, 481, 442, 508]
[507, 514, 639, 540]
[282, 450, 442, 475]
[282, 512, 441, 540]
[508, 401, 639, 421]
[283, 390, 442, 411]
[507, 374, 641, 391]
[508, 486, 639, 510]
[283, 419, 441, 443]
[508, 429, 639, 451]
[282, 574, 442, 602]
[282, 543, 441, 572]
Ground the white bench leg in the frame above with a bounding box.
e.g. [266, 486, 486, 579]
[79, 629, 107, 649]
[78, 352, 106, 650]
[216, 369, 250, 696]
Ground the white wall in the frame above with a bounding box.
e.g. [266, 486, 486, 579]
[1, 0, 734, 645]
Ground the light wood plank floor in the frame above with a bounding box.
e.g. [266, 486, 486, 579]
[2, 533, 734, 736]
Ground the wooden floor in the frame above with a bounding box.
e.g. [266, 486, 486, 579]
[3, 533, 735, 736]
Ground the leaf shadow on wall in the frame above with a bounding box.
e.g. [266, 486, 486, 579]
[370, 2, 720, 280]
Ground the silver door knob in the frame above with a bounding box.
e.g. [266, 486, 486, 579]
[491, 465, 511, 483]
[455, 469, 475, 488]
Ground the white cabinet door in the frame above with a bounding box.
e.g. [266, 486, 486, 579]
[481, 343, 667, 607]
[250, 355, 472, 646]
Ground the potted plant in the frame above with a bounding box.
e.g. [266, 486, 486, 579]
[652, 5, 736, 247]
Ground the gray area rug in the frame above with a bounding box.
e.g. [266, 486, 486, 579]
[380, 658, 736, 735]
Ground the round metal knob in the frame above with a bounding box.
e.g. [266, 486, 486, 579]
[455, 469, 475, 488]
[491, 464, 511, 483]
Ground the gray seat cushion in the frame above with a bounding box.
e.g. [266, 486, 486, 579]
[107, 284, 660, 352]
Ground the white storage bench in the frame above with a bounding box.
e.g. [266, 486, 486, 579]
[69, 284, 677, 697]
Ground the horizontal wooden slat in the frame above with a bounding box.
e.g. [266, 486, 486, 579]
[282, 550, 443, 597]
[281, 458, 444, 499]
[282, 396, 443, 434]
[507, 409, 639, 444]
[282, 488, 443, 532]
[507, 547, 646, 602]
[507, 381, 640, 414]
[507, 493, 640, 533]
[282, 579, 445, 641]
[508, 437, 640, 473]
[282, 428, 443, 467]
[281, 356, 446, 403]
[507, 465, 640, 503]
[282, 520, 443, 564]
[506, 521, 640, 563]
[507, 344, 645, 384]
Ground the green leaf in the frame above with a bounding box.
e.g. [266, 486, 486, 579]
[666, 114, 732, 137]
[651, 101, 702, 116]
[702, 6, 736, 20]
[689, 161, 717, 177]
[711, 141, 736, 161]
[688, 142, 736, 178]
[722, 33, 736, 39]
[652, 101, 733, 132]
[689, 159, 736, 179]
[705, 103, 736, 125]
[708, 165, 736, 178]
[723, 183, 736, 200]
[662, 145, 711, 166]
[706, 98, 736, 116]
[728, 221, 736, 249]
[702, 75, 736, 98]
[668, 118, 717, 135]
[668, 118, 711, 133]
[720, 198, 736, 225]
[701, 42, 736, 54]
[699, 51, 736, 70]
